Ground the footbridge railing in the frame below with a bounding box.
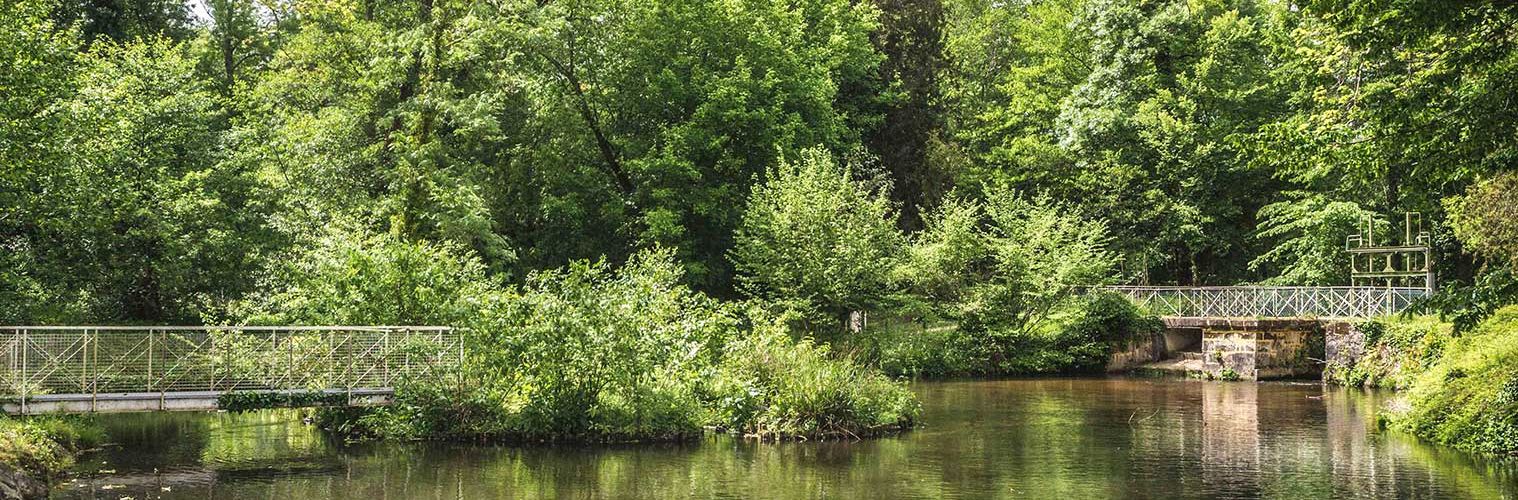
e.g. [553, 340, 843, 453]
[0, 326, 459, 414]
[1102, 286, 1427, 319]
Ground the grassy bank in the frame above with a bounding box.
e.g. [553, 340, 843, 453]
[1328, 307, 1518, 455]
[0, 417, 103, 491]
[1325, 315, 1453, 390]
[1387, 306, 1518, 455]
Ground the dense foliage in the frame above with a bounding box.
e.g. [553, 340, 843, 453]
[268, 245, 916, 442]
[1390, 307, 1518, 455]
[7, 0, 1516, 323]
[732, 148, 902, 328]
[4, 0, 1518, 452]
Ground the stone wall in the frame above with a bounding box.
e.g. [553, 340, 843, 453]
[1196, 318, 1324, 380]
[1106, 332, 1165, 372]
[1321, 321, 1363, 380]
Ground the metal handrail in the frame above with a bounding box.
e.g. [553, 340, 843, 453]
[1100, 286, 1427, 319]
[0, 326, 461, 412]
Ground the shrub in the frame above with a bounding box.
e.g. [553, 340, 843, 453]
[707, 312, 919, 439]
[234, 229, 500, 326]
[323, 248, 733, 442]
[855, 291, 1160, 377]
[881, 189, 1121, 376]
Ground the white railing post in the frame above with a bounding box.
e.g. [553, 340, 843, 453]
[19, 327, 27, 415]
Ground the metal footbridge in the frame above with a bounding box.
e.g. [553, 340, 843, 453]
[1103, 286, 1427, 319]
[0, 326, 458, 415]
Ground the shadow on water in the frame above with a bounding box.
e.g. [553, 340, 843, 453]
[54, 379, 1518, 499]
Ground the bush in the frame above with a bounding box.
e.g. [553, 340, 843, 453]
[874, 190, 1123, 376]
[854, 291, 1160, 377]
[0, 417, 103, 481]
[1391, 306, 1518, 455]
[846, 316, 968, 377]
[707, 312, 919, 439]
[234, 230, 500, 326]
[322, 248, 731, 442]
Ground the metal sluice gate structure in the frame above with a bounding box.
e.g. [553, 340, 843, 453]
[1103, 286, 1428, 319]
[0, 326, 459, 415]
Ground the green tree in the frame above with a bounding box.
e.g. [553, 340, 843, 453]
[4, 34, 274, 323]
[0, 0, 80, 323]
[50, 0, 193, 44]
[942, 0, 1287, 284]
[233, 0, 518, 272]
[236, 229, 498, 326]
[1054, 0, 1286, 284]
[1254, 1, 1518, 286]
[1449, 173, 1518, 267]
[513, 0, 885, 290]
[731, 147, 903, 328]
[891, 188, 1120, 374]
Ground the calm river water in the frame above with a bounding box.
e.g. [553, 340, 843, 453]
[55, 378, 1518, 499]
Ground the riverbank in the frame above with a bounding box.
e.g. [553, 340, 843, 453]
[0, 417, 102, 499]
[1326, 306, 1518, 456]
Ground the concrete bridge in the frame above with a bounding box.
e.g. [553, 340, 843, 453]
[1102, 286, 1428, 380]
[0, 326, 458, 414]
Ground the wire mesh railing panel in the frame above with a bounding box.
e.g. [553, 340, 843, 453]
[1101, 286, 1427, 318]
[0, 327, 458, 400]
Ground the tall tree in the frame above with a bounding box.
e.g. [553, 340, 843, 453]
[1244, 1, 1518, 287]
[869, 0, 949, 230]
[944, 0, 1288, 284]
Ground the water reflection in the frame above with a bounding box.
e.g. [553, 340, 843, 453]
[57, 379, 1518, 499]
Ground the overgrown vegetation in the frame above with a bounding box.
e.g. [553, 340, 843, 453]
[708, 314, 918, 439]
[0, 417, 104, 484]
[4, 0, 1518, 454]
[851, 292, 1161, 377]
[1387, 307, 1518, 455]
[1325, 316, 1452, 390]
[259, 244, 916, 442]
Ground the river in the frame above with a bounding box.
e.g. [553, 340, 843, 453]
[53, 378, 1518, 499]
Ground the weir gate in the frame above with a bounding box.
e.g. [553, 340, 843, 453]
[1102, 286, 1428, 380]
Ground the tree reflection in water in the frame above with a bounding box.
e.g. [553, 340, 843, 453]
[57, 379, 1518, 499]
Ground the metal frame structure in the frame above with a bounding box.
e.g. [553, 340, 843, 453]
[1104, 286, 1427, 319]
[0, 326, 459, 414]
[1347, 212, 1435, 291]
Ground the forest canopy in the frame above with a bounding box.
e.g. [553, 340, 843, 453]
[3, 0, 1516, 326]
